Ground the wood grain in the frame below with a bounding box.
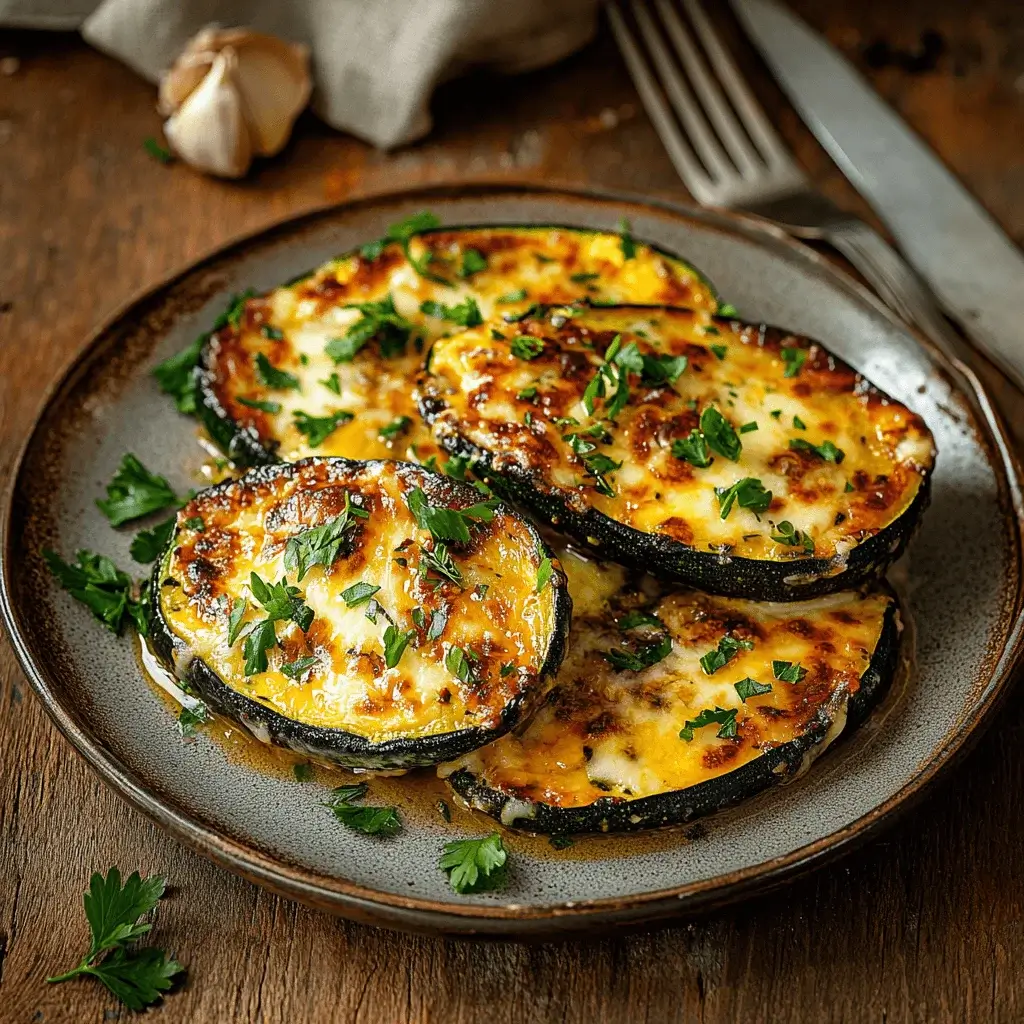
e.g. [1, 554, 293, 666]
[2, 4, 1024, 1021]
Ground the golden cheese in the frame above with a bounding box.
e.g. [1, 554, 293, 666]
[422, 305, 935, 562]
[157, 459, 564, 745]
[200, 226, 718, 464]
[441, 559, 896, 811]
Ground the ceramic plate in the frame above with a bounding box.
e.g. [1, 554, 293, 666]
[3, 186, 1023, 937]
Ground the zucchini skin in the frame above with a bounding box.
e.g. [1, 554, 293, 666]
[418, 429, 931, 603]
[148, 458, 572, 769]
[193, 224, 721, 468]
[444, 594, 901, 834]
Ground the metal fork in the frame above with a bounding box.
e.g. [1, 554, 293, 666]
[607, 0, 975, 373]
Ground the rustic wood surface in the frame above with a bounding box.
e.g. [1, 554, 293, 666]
[2, 4, 1024, 1021]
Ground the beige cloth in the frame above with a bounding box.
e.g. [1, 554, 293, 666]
[2, 0, 600, 147]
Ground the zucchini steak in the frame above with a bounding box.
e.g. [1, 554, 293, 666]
[196, 223, 720, 467]
[419, 304, 935, 600]
[150, 458, 571, 769]
[441, 548, 900, 834]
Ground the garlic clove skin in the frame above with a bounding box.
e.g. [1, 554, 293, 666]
[163, 49, 253, 179]
[159, 26, 311, 177]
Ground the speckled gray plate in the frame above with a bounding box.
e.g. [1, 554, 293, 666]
[3, 185, 1023, 937]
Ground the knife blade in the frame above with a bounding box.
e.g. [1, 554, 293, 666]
[731, 0, 1024, 389]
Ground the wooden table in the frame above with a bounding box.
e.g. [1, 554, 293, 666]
[3, 4, 1024, 1020]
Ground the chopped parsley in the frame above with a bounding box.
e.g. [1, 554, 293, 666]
[510, 334, 545, 360]
[183, 516, 204, 531]
[249, 572, 314, 631]
[237, 396, 281, 413]
[618, 217, 636, 259]
[789, 438, 845, 464]
[718, 302, 739, 318]
[564, 433, 621, 497]
[44, 549, 149, 635]
[672, 431, 712, 468]
[536, 556, 553, 593]
[325, 783, 401, 836]
[700, 407, 741, 461]
[284, 494, 368, 580]
[281, 657, 319, 680]
[605, 615, 672, 672]
[406, 487, 498, 544]
[254, 352, 300, 391]
[439, 834, 508, 894]
[341, 581, 380, 608]
[770, 520, 815, 554]
[734, 677, 773, 701]
[781, 347, 808, 377]
[359, 210, 445, 283]
[679, 706, 738, 741]
[582, 334, 630, 419]
[427, 606, 449, 640]
[739, 421, 758, 434]
[497, 288, 528, 304]
[445, 645, 475, 683]
[152, 333, 204, 414]
[418, 542, 463, 589]
[260, 324, 284, 341]
[419, 297, 483, 328]
[770, 409, 783, 420]
[382, 624, 416, 668]
[618, 610, 665, 631]
[326, 293, 412, 363]
[226, 598, 248, 645]
[773, 660, 808, 683]
[517, 385, 539, 400]
[459, 247, 487, 277]
[242, 618, 278, 676]
[793, 415, 806, 430]
[715, 477, 773, 519]
[96, 454, 178, 527]
[143, 136, 173, 164]
[129, 516, 175, 563]
[320, 372, 342, 394]
[710, 344, 727, 360]
[570, 271, 600, 283]
[293, 409, 353, 447]
[378, 416, 412, 440]
[699, 634, 754, 675]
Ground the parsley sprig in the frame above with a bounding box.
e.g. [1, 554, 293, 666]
[45, 549, 149, 635]
[284, 495, 369, 580]
[47, 868, 184, 1011]
[239, 572, 315, 676]
[789, 437, 845, 464]
[96, 454, 178, 527]
[439, 833, 508, 894]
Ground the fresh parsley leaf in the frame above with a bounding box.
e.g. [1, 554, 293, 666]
[536, 556, 553, 593]
[227, 598, 248, 645]
[249, 572, 314, 631]
[342, 581, 380, 608]
[679, 706, 738, 741]
[183, 516, 204, 531]
[498, 289, 528, 304]
[96, 454, 178, 527]
[242, 618, 278, 676]
[446, 645, 474, 683]
[327, 293, 412, 362]
[709, 344, 727, 360]
[640, 352, 688, 385]
[500, 662, 516, 677]
[793, 415, 806, 430]
[781, 347, 808, 378]
[129, 515, 175, 563]
[321, 372, 342, 394]
[735, 677, 772, 701]
[605, 634, 672, 672]
[254, 352, 299, 390]
[789, 438, 845, 464]
[382, 624, 416, 669]
[284, 496, 368, 580]
[293, 409, 354, 447]
[44, 549, 148, 635]
[177, 704, 208, 738]
[700, 406, 741, 461]
[618, 610, 665, 631]
[281, 656, 319, 680]
[503, 303, 540, 324]
[360, 210, 445, 283]
[325, 783, 401, 836]
[419, 542, 464, 589]
[618, 217, 636, 260]
[459, 248, 487, 278]
[427, 606, 449, 641]
[153, 334, 203, 414]
[770, 409, 783, 420]
[443, 455, 471, 480]
[570, 271, 600, 283]
[378, 416, 412, 440]
[549, 835, 575, 850]
[237, 396, 282, 413]
[699, 634, 754, 675]
[46, 867, 183, 1011]
[739, 421, 758, 434]
[564, 433, 621, 496]
[510, 334, 545, 360]
[715, 477, 773, 520]
[260, 324, 284, 341]
[439, 833, 508, 894]
[773, 660, 808, 683]
[420, 297, 483, 327]
[406, 487, 498, 544]
[142, 136, 173, 164]
[770, 520, 815, 555]
[215, 290, 256, 331]
[671, 430, 712, 468]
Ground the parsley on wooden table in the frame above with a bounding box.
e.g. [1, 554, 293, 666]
[96, 454, 178, 526]
[47, 867, 184, 1011]
[439, 833, 509, 894]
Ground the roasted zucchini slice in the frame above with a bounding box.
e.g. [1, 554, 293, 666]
[196, 224, 719, 467]
[149, 458, 571, 769]
[441, 549, 900, 834]
[419, 304, 935, 600]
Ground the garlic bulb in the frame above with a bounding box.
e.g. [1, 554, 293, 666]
[159, 27, 312, 179]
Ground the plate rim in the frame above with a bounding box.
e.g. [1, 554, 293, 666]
[3, 181, 1023, 937]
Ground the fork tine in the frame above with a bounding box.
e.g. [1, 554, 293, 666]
[680, 0, 799, 173]
[607, 3, 717, 202]
[629, 1, 734, 183]
[654, 0, 759, 178]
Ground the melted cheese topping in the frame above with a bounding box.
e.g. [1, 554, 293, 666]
[202, 227, 717, 464]
[157, 459, 563, 744]
[442, 562, 895, 808]
[423, 306, 935, 560]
